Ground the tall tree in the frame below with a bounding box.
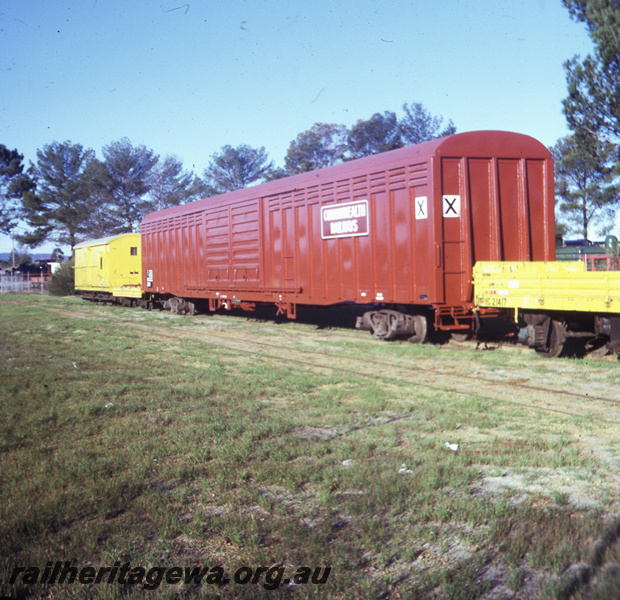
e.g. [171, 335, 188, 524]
[399, 102, 456, 145]
[20, 141, 96, 248]
[284, 123, 348, 174]
[551, 133, 620, 239]
[347, 112, 403, 159]
[145, 155, 200, 212]
[203, 144, 273, 193]
[99, 138, 158, 231]
[0, 145, 35, 235]
[78, 158, 123, 239]
[562, 0, 620, 158]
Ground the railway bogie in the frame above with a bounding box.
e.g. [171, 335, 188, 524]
[355, 309, 428, 343]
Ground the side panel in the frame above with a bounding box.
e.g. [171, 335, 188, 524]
[186, 212, 201, 288]
[74, 244, 106, 291]
[497, 159, 523, 261]
[440, 158, 466, 306]
[410, 159, 435, 303]
[171, 211, 205, 290]
[74, 245, 97, 291]
[295, 192, 314, 299]
[467, 158, 495, 264]
[74, 246, 87, 289]
[392, 187, 412, 302]
[371, 190, 391, 302]
[166, 220, 178, 293]
[206, 207, 231, 286]
[283, 204, 296, 288]
[322, 184, 341, 300]
[264, 196, 283, 289]
[142, 221, 170, 295]
[231, 200, 261, 285]
[109, 235, 141, 297]
[526, 159, 554, 261]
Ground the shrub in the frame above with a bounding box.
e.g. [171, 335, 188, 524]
[47, 259, 75, 296]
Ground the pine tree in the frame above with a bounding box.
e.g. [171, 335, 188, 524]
[284, 123, 348, 174]
[20, 141, 96, 248]
[203, 145, 273, 194]
[563, 0, 620, 156]
[551, 134, 620, 239]
[0, 145, 35, 235]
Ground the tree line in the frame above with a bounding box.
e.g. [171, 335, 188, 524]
[0, 103, 454, 249]
[552, 0, 620, 240]
[1, 0, 619, 249]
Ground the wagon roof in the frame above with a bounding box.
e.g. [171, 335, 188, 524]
[74, 233, 139, 249]
[141, 130, 549, 224]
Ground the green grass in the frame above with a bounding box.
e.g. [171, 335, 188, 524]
[0, 294, 619, 599]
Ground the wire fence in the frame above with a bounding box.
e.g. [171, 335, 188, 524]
[0, 274, 49, 294]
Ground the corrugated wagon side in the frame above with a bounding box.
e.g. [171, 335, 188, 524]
[140, 130, 554, 340]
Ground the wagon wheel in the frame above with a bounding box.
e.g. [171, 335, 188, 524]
[536, 319, 567, 358]
[407, 314, 428, 344]
[587, 342, 610, 358]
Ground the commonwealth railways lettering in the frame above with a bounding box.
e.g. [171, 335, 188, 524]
[322, 203, 367, 222]
[321, 200, 369, 239]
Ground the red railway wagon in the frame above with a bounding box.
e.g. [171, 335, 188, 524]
[140, 130, 554, 341]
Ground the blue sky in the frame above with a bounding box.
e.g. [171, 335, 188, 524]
[1, 0, 594, 251]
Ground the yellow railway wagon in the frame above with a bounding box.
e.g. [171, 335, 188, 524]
[473, 261, 620, 356]
[74, 234, 142, 300]
[473, 261, 620, 316]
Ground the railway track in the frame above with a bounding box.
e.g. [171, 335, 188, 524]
[176, 327, 620, 423]
[205, 328, 620, 406]
[44, 303, 620, 426]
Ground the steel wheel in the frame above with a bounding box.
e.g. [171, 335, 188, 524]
[407, 314, 427, 344]
[536, 319, 566, 358]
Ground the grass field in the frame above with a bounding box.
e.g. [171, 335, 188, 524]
[1, 294, 619, 599]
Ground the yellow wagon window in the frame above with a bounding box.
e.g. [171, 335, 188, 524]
[130, 247, 138, 256]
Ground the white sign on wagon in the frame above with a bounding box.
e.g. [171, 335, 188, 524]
[321, 199, 369, 239]
[414, 196, 428, 220]
[442, 195, 461, 218]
